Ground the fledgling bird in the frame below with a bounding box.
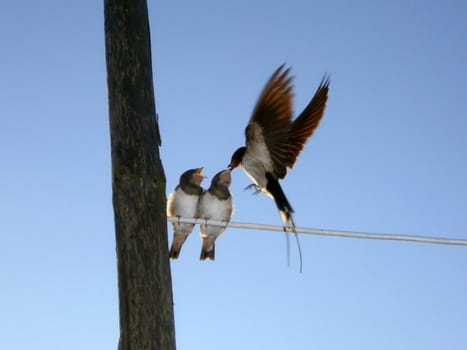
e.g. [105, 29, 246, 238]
[167, 167, 205, 259]
[197, 169, 233, 261]
[228, 64, 329, 232]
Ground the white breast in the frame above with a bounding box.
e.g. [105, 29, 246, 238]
[167, 187, 199, 217]
[167, 187, 200, 234]
[198, 192, 233, 237]
[243, 122, 273, 189]
[242, 151, 268, 189]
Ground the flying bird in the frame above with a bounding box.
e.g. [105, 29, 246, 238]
[228, 64, 329, 232]
[167, 167, 205, 259]
[197, 169, 234, 261]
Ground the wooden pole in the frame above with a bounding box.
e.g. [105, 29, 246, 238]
[104, 0, 176, 349]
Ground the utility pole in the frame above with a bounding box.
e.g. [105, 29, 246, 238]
[104, 1, 176, 349]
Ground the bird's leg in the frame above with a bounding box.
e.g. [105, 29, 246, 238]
[244, 183, 258, 191]
[177, 215, 181, 225]
[244, 183, 261, 195]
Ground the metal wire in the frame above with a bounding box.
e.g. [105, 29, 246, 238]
[167, 216, 467, 246]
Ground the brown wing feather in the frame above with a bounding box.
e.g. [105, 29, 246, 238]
[247, 65, 294, 178]
[287, 76, 330, 168]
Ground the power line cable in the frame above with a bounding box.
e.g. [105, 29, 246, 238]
[167, 216, 467, 246]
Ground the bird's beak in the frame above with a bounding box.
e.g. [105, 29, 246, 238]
[196, 167, 207, 179]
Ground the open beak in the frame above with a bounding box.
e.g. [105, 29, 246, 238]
[196, 167, 207, 179]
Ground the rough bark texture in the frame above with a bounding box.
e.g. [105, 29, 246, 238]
[104, 1, 176, 349]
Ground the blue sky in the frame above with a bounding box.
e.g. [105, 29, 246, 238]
[1, 1, 466, 349]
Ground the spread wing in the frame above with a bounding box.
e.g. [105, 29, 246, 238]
[246, 65, 293, 179]
[287, 76, 329, 168]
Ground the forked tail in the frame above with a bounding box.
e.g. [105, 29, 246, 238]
[169, 233, 189, 259]
[200, 243, 215, 261]
[265, 173, 302, 272]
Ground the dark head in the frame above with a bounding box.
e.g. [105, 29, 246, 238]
[209, 169, 232, 200]
[228, 147, 246, 170]
[180, 167, 205, 187]
[211, 169, 232, 188]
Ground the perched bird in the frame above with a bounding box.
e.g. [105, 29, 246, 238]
[228, 65, 329, 232]
[197, 169, 233, 261]
[167, 167, 205, 259]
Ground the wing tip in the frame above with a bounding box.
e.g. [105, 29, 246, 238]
[320, 74, 331, 89]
